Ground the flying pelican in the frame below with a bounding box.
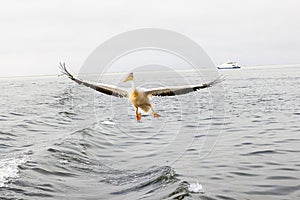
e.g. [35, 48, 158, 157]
[59, 63, 223, 121]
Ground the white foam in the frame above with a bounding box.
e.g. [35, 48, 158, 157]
[101, 120, 115, 125]
[0, 156, 28, 187]
[188, 182, 204, 193]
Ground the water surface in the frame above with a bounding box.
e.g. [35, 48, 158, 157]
[1, 66, 300, 199]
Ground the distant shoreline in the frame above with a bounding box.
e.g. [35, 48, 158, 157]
[242, 63, 300, 68]
[1, 63, 299, 79]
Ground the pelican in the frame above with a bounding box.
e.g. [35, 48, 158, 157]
[59, 63, 223, 121]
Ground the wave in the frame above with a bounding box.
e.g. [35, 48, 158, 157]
[0, 155, 28, 188]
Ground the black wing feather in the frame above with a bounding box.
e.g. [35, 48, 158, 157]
[145, 76, 224, 97]
[59, 63, 128, 98]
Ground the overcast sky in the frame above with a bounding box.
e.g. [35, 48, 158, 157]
[0, 0, 299, 77]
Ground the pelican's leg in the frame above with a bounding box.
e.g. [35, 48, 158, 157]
[149, 104, 160, 118]
[135, 107, 142, 121]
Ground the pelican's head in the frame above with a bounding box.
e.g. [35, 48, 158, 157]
[123, 72, 134, 82]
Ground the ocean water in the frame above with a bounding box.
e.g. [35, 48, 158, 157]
[0, 66, 300, 199]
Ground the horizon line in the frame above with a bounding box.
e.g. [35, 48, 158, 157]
[1, 63, 300, 79]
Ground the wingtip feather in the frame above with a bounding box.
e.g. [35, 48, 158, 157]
[59, 62, 74, 80]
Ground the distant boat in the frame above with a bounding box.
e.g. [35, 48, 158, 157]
[217, 61, 241, 69]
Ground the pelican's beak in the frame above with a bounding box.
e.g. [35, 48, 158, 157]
[123, 72, 134, 82]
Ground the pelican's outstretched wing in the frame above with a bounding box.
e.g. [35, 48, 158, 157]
[144, 76, 224, 97]
[59, 62, 128, 98]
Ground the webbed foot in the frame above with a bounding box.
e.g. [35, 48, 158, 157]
[153, 112, 160, 118]
[136, 113, 142, 122]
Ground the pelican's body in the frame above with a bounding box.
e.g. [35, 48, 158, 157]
[60, 63, 223, 121]
[130, 89, 150, 112]
[129, 88, 152, 121]
[122, 72, 160, 120]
